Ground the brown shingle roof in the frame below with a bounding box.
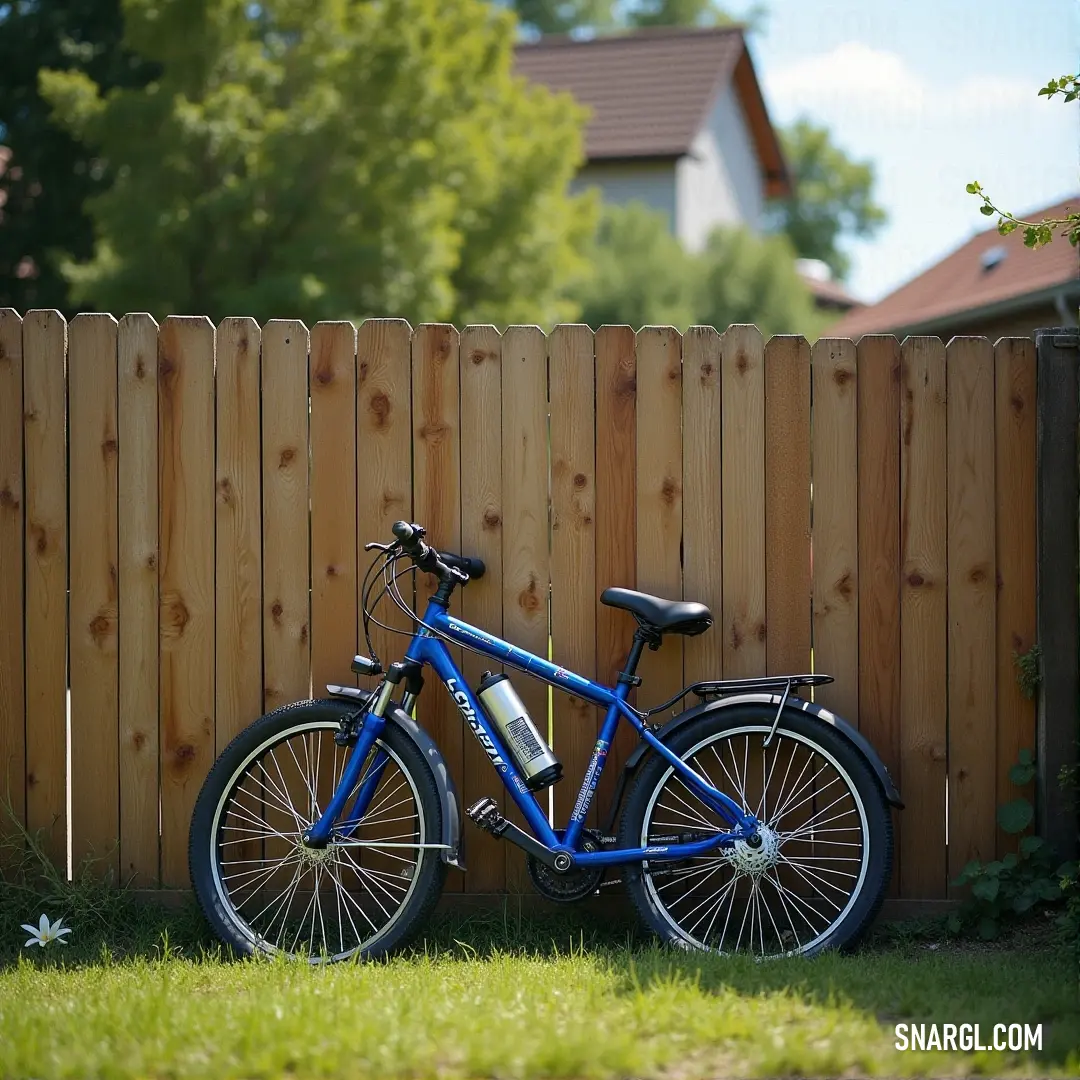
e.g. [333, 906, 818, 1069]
[514, 26, 789, 196]
[828, 196, 1080, 338]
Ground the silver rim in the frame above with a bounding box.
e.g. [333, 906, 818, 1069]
[208, 720, 426, 962]
[640, 725, 870, 958]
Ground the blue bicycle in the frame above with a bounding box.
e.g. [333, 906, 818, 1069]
[190, 521, 902, 961]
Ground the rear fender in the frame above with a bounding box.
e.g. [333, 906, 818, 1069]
[324, 687, 465, 871]
[605, 692, 903, 831]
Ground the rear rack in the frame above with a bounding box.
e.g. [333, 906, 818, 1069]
[644, 673, 833, 720]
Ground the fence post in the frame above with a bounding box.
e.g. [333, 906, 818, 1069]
[1035, 326, 1080, 862]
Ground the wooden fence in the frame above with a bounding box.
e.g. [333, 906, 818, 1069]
[0, 310, 1045, 903]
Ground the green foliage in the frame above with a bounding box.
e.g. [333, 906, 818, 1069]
[966, 77, 1080, 248]
[498, 0, 618, 35]
[574, 203, 700, 329]
[1013, 644, 1043, 700]
[769, 119, 886, 282]
[624, 0, 745, 29]
[696, 225, 825, 338]
[38, 0, 596, 326]
[949, 749, 1078, 941]
[573, 202, 824, 336]
[0, 0, 159, 312]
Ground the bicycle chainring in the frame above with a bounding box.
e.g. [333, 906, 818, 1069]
[527, 833, 607, 903]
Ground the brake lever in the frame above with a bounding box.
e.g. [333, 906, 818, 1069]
[364, 541, 398, 553]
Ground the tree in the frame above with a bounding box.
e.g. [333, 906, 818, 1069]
[696, 225, 823, 338]
[0, 0, 157, 312]
[625, 1, 748, 30]
[39, 0, 595, 326]
[968, 75, 1079, 248]
[497, 0, 616, 36]
[574, 202, 699, 328]
[768, 119, 885, 282]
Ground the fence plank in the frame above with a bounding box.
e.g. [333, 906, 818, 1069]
[412, 324, 463, 890]
[158, 316, 216, 886]
[993, 338, 1037, 857]
[856, 335, 901, 895]
[261, 321, 311, 712]
[23, 309, 67, 865]
[501, 326, 549, 890]
[946, 337, 997, 884]
[0, 310, 25, 830]
[899, 336, 948, 899]
[721, 325, 766, 680]
[550, 325, 598, 825]
[310, 322, 358, 696]
[69, 314, 120, 875]
[460, 325, 506, 893]
[635, 327, 683, 714]
[682, 327, 723, 685]
[118, 314, 160, 885]
[356, 320, 414, 676]
[810, 339, 859, 720]
[215, 318, 262, 753]
[765, 336, 811, 681]
[593, 325, 637, 827]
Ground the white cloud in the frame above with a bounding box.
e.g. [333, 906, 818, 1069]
[765, 41, 1035, 122]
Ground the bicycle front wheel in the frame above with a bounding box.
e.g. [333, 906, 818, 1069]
[620, 704, 892, 958]
[189, 700, 446, 962]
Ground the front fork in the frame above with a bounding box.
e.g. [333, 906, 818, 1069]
[302, 681, 394, 848]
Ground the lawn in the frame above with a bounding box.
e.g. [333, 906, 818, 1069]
[0, 898, 1077, 1079]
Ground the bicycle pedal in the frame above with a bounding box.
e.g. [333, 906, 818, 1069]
[465, 797, 508, 836]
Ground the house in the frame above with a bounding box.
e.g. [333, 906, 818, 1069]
[514, 26, 790, 252]
[827, 195, 1080, 341]
[796, 258, 864, 317]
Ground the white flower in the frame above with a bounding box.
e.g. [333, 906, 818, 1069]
[21, 913, 72, 948]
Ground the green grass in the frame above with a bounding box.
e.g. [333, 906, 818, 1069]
[0, 899, 1078, 1079]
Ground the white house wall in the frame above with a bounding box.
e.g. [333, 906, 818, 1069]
[676, 84, 763, 251]
[571, 161, 678, 232]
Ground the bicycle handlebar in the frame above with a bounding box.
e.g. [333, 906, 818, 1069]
[390, 521, 486, 583]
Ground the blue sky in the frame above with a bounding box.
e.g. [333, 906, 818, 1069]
[729, 0, 1079, 301]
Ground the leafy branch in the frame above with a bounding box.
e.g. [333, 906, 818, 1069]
[966, 75, 1079, 248]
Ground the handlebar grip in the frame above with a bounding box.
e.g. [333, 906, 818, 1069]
[442, 552, 486, 580]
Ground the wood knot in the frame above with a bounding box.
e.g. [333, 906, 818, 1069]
[617, 373, 636, 399]
[132, 731, 147, 751]
[483, 509, 501, 529]
[660, 476, 678, 505]
[326, 564, 337, 578]
[700, 362, 714, 378]
[735, 353, 749, 375]
[314, 364, 333, 386]
[419, 420, 450, 443]
[279, 446, 296, 468]
[158, 356, 176, 379]
[369, 392, 391, 427]
[299, 624, 308, 644]
[31, 523, 47, 555]
[134, 358, 146, 379]
[729, 623, 743, 650]
[518, 576, 542, 614]
[835, 570, 854, 600]
[833, 365, 854, 387]
[89, 613, 113, 646]
[216, 477, 234, 504]
[930, 744, 946, 762]
[271, 601, 283, 622]
[164, 595, 190, 634]
[906, 571, 925, 588]
[470, 349, 489, 365]
[101, 436, 118, 458]
[1010, 393, 1024, 415]
[27, 772, 37, 788]
[968, 565, 988, 585]
[755, 622, 766, 643]
[146, 553, 156, 571]
[573, 473, 587, 489]
[174, 743, 196, 764]
[0, 486, 17, 510]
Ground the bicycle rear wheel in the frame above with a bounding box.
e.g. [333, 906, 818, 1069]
[189, 700, 446, 962]
[620, 704, 892, 958]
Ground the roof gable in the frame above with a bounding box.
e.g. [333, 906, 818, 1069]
[514, 26, 789, 196]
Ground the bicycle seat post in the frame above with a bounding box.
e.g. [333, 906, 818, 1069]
[618, 625, 660, 691]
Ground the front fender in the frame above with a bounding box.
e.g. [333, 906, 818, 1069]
[609, 693, 903, 828]
[324, 687, 465, 871]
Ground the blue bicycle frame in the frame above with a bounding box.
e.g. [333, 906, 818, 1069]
[305, 597, 761, 866]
